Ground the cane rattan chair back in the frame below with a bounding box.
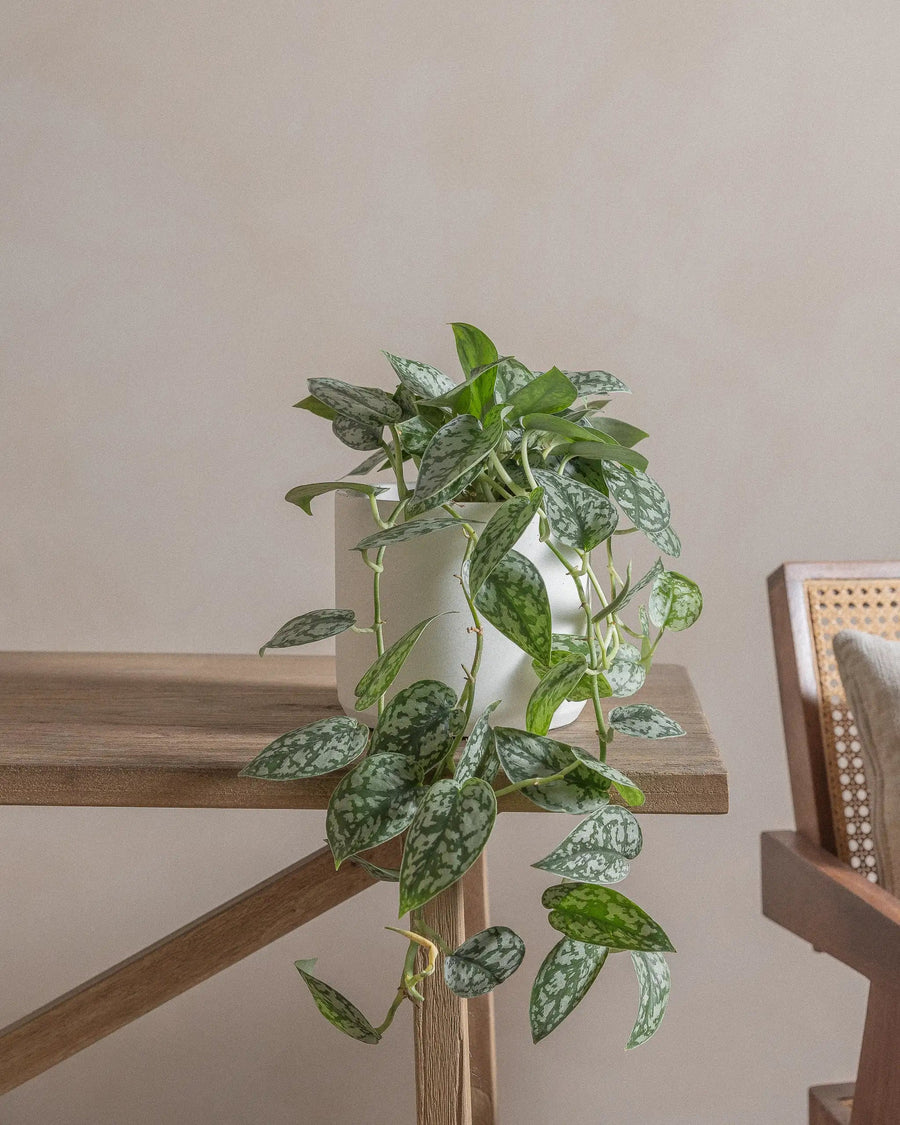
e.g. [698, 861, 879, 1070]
[768, 562, 900, 883]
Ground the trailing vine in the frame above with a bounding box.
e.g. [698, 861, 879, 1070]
[243, 324, 702, 1050]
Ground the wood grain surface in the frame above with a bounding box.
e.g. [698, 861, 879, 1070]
[0, 653, 726, 814]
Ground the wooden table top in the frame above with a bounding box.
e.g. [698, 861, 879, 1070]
[0, 652, 727, 814]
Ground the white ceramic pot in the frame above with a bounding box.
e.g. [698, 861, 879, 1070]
[334, 488, 587, 732]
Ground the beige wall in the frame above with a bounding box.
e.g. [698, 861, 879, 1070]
[3, 2, 899, 1121]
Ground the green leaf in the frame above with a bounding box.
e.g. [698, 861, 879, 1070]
[532, 805, 642, 884]
[532, 637, 610, 703]
[609, 704, 685, 740]
[428, 360, 502, 419]
[382, 351, 455, 398]
[454, 700, 501, 784]
[493, 728, 611, 814]
[506, 367, 577, 420]
[604, 464, 671, 532]
[533, 470, 618, 551]
[468, 490, 542, 596]
[354, 614, 450, 710]
[344, 450, 390, 477]
[593, 559, 664, 623]
[605, 643, 646, 697]
[474, 550, 552, 664]
[332, 414, 383, 451]
[326, 753, 422, 866]
[398, 778, 496, 915]
[521, 412, 618, 445]
[451, 322, 498, 377]
[585, 417, 648, 447]
[408, 415, 503, 517]
[526, 653, 588, 735]
[308, 377, 402, 427]
[567, 745, 645, 806]
[560, 370, 630, 396]
[529, 937, 608, 1043]
[628, 952, 671, 1049]
[349, 855, 401, 882]
[285, 481, 387, 515]
[371, 679, 462, 768]
[494, 357, 535, 400]
[398, 416, 436, 456]
[259, 608, 356, 655]
[240, 717, 369, 780]
[649, 571, 703, 631]
[563, 441, 649, 473]
[293, 394, 337, 420]
[353, 516, 462, 552]
[294, 959, 382, 1044]
[645, 523, 682, 558]
[444, 926, 525, 998]
[544, 884, 675, 952]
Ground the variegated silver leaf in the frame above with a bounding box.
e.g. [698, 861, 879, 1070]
[494, 357, 535, 400]
[493, 728, 611, 814]
[294, 959, 381, 1044]
[371, 679, 460, 768]
[645, 522, 682, 558]
[308, 377, 402, 426]
[603, 464, 671, 533]
[326, 753, 422, 866]
[355, 614, 449, 710]
[332, 414, 383, 451]
[398, 778, 496, 915]
[409, 416, 503, 515]
[628, 951, 671, 1049]
[382, 351, 455, 398]
[608, 704, 685, 740]
[593, 559, 664, 623]
[398, 416, 436, 456]
[558, 370, 630, 396]
[532, 805, 643, 884]
[605, 643, 646, 697]
[649, 571, 703, 632]
[468, 490, 542, 596]
[533, 469, 618, 551]
[474, 550, 552, 664]
[259, 608, 356, 655]
[239, 716, 368, 780]
[454, 701, 501, 784]
[285, 481, 387, 515]
[568, 745, 645, 806]
[529, 937, 608, 1043]
[444, 926, 525, 998]
[545, 883, 675, 952]
[353, 516, 462, 552]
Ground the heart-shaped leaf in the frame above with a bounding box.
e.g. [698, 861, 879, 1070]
[355, 614, 450, 710]
[506, 367, 577, 420]
[398, 778, 496, 915]
[468, 490, 542, 596]
[285, 481, 387, 515]
[294, 394, 337, 420]
[604, 644, 646, 697]
[526, 653, 588, 735]
[295, 959, 381, 1044]
[408, 416, 503, 516]
[326, 753, 422, 867]
[474, 550, 552, 664]
[444, 926, 525, 998]
[493, 728, 611, 814]
[240, 717, 369, 780]
[532, 805, 643, 884]
[646, 523, 682, 558]
[451, 323, 498, 377]
[353, 516, 462, 552]
[332, 415, 383, 451]
[529, 937, 608, 1043]
[544, 883, 675, 952]
[604, 465, 671, 532]
[628, 951, 671, 1049]
[533, 470, 618, 551]
[308, 377, 402, 426]
[608, 704, 685, 740]
[649, 571, 703, 632]
[559, 371, 630, 396]
[371, 679, 462, 769]
[382, 352, 455, 398]
[259, 608, 356, 655]
[454, 700, 501, 784]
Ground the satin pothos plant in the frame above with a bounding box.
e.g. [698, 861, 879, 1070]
[242, 324, 702, 1050]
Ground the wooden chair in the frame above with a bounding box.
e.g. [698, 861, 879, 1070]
[762, 563, 900, 1125]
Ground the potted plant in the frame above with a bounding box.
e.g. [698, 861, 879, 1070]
[243, 323, 702, 1050]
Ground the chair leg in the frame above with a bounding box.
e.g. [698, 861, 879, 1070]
[463, 855, 498, 1125]
[850, 982, 900, 1123]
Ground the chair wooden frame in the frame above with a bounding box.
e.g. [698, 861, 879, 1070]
[762, 562, 900, 1125]
[0, 652, 725, 1123]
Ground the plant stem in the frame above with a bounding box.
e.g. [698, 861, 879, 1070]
[489, 451, 527, 496]
[520, 433, 538, 490]
[494, 759, 581, 798]
[387, 426, 409, 500]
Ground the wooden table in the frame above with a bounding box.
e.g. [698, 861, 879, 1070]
[0, 652, 727, 1122]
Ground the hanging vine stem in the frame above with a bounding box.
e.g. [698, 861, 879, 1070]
[362, 491, 409, 715]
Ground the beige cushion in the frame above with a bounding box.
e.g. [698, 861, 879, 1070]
[833, 629, 900, 893]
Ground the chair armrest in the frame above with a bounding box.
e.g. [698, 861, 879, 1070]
[761, 830, 900, 981]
